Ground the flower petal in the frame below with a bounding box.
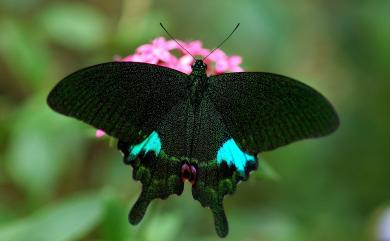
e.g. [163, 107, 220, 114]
[96, 129, 105, 138]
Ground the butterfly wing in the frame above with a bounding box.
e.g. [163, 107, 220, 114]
[117, 139, 185, 226]
[118, 98, 194, 225]
[188, 95, 257, 237]
[207, 72, 339, 153]
[48, 61, 193, 228]
[47, 61, 190, 142]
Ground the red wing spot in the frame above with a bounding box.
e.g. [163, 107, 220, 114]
[180, 162, 198, 185]
[190, 165, 197, 185]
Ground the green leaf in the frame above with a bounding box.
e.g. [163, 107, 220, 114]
[5, 93, 87, 200]
[0, 0, 43, 13]
[100, 190, 134, 241]
[229, 210, 303, 241]
[0, 192, 104, 241]
[142, 211, 182, 241]
[253, 158, 281, 181]
[115, 9, 166, 48]
[0, 20, 51, 89]
[38, 2, 108, 51]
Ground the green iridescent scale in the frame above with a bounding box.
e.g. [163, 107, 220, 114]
[118, 139, 257, 237]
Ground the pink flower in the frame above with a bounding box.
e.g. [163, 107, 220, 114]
[96, 37, 244, 138]
[95, 129, 105, 138]
[121, 37, 243, 75]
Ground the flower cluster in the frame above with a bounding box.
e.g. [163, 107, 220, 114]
[120, 37, 243, 74]
[96, 37, 243, 138]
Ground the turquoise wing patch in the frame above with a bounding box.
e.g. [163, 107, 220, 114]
[129, 131, 162, 161]
[216, 138, 256, 175]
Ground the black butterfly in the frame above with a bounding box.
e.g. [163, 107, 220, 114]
[47, 25, 339, 237]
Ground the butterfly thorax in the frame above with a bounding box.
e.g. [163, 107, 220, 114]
[189, 60, 208, 109]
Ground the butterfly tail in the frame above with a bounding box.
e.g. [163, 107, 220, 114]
[192, 158, 258, 237]
[117, 140, 185, 226]
[128, 187, 152, 225]
[211, 201, 229, 238]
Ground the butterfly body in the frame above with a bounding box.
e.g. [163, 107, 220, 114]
[47, 58, 339, 237]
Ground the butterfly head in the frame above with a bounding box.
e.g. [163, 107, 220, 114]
[191, 59, 207, 76]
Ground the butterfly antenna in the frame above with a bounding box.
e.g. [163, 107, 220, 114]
[203, 23, 240, 61]
[160, 23, 196, 61]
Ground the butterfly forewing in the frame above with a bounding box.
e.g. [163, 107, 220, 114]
[207, 72, 339, 153]
[47, 62, 190, 142]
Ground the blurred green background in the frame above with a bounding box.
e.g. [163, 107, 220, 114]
[1, 0, 389, 240]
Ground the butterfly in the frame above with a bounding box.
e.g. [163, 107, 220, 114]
[47, 24, 339, 237]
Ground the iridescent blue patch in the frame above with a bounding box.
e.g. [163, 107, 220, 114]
[128, 131, 161, 161]
[216, 138, 255, 175]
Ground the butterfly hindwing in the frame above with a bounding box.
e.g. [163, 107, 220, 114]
[207, 72, 339, 153]
[116, 98, 195, 227]
[117, 139, 184, 225]
[47, 61, 190, 143]
[117, 92, 259, 237]
[188, 96, 258, 237]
